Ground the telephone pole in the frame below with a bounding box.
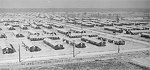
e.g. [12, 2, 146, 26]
[73, 40, 75, 57]
[118, 45, 120, 53]
[18, 44, 21, 62]
[116, 14, 119, 23]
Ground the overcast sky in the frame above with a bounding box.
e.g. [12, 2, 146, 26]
[0, 0, 149, 8]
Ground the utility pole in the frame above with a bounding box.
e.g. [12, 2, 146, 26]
[116, 14, 119, 23]
[117, 38, 121, 53]
[73, 40, 75, 57]
[18, 44, 21, 62]
[81, 21, 83, 38]
[118, 45, 120, 53]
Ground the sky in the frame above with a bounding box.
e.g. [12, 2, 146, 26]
[0, 0, 149, 8]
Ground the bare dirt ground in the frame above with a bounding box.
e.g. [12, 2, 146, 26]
[0, 49, 150, 70]
[14, 59, 147, 70]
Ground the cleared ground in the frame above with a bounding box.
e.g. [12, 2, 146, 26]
[1, 59, 147, 70]
[0, 23, 149, 63]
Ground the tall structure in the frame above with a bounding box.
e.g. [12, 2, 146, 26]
[116, 14, 119, 23]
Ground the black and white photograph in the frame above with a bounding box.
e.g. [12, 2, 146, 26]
[0, 0, 150, 70]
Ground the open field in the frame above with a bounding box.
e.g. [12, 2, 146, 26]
[6, 59, 147, 70]
[1, 49, 150, 70]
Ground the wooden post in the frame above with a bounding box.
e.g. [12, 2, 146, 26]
[73, 40, 75, 57]
[81, 21, 82, 38]
[118, 45, 120, 53]
[19, 44, 21, 62]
